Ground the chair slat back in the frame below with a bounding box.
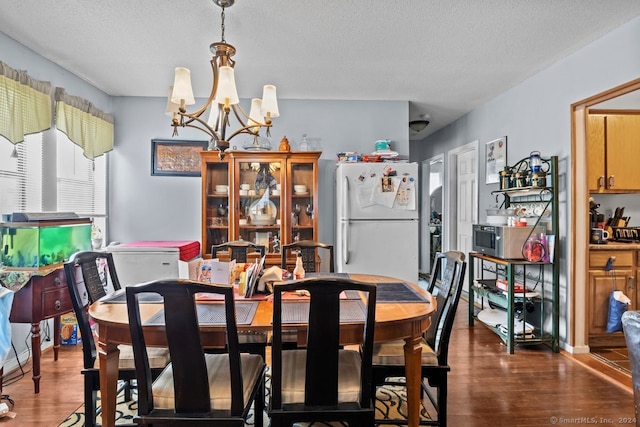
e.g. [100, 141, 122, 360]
[424, 251, 466, 364]
[125, 279, 244, 416]
[281, 240, 335, 273]
[271, 277, 376, 409]
[212, 240, 266, 263]
[64, 251, 122, 369]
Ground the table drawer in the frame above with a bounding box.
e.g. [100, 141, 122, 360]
[41, 268, 66, 291]
[42, 288, 72, 318]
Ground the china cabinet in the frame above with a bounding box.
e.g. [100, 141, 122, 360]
[200, 151, 321, 267]
[468, 155, 559, 354]
[587, 112, 640, 192]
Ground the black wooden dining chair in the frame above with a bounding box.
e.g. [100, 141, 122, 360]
[281, 240, 335, 273]
[64, 251, 170, 427]
[211, 239, 268, 357]
[126, 279, 266, 426]
[269, 277, 377, 426]
[211, 240, 266, 263]
[370, 250, 466, 427]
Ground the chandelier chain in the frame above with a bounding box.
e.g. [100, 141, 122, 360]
[169, 0, 277, 154]
[220, 6, 226, 43]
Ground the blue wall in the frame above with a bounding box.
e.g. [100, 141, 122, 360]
[109, 97, 408, 247]
[413, 14, 640, 350]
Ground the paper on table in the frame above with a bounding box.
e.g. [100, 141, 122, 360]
[258, 265, 282, 293]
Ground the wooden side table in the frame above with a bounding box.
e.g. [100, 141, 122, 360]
[7, 267, 72, 393]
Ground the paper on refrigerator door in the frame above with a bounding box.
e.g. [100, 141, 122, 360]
[353, 169, 377, 208]
[394, 175, 416, 210]
[371, 175, 400, 208]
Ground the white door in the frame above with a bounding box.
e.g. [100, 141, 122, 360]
[446, 141, 478, 292]
[456, 148, 477, 255]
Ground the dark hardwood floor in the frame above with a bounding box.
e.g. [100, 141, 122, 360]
[0, 298, 635, 427]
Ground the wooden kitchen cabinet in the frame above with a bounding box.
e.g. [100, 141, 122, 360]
[200, 150, 321, 267]
[587, 249, 637, 347]
[587, 112, 640, 192]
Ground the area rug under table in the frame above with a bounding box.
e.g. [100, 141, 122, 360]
[58, 371, 430, 426]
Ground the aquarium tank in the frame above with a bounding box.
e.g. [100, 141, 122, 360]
[1, 219, 91, 268]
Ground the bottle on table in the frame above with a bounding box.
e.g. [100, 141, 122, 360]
[293, 251, 305, 279]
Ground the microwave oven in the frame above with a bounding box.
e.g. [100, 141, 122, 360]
[472, 224, 544, 259]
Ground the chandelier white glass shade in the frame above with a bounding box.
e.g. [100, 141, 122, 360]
[166, 0, 279, 153]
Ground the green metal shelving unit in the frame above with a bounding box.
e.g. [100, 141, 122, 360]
[468, 156, 560, 354]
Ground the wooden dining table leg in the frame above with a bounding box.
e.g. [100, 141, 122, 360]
[98, 340, 120, 427]
[404, 335, 423, 427]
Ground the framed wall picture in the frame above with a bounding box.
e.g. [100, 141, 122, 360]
[151, 139, 207, 176]
[485, 136, 507, 184]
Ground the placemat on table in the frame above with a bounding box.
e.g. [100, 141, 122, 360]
[280, 300, 366, 324]
[284, 273, 360, 300]
[144, 301, 259, 326]
[100, 289, 164, 303]
[304, 272, 350, 279]
[376, 282, 429, 303]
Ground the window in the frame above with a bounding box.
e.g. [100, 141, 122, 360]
[0, 130, 107, 237]
[0, 133, 43, 215]
[56, 130, 106, 216]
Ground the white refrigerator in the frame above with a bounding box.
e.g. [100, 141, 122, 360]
[335, 162, 419, 284]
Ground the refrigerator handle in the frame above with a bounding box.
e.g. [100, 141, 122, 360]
[342, 175, 350, 220]
[342, 175, 350, 264]
[342, 220, 350, 264]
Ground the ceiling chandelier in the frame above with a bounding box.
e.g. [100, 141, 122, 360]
[165, 0, 279, 155]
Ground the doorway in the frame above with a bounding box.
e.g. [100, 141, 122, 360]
[447, 140, 479, 291]
[571, 77, 640, 353]
[420, 155, 444, 274]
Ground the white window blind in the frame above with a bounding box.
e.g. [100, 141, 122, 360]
[0, 130, 106, 228]
[0, 133, 43, 215]
[56, 130, 106, 217]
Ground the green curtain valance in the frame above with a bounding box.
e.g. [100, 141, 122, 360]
[55, 87, 114, 160]
[0, 61, 52, 144]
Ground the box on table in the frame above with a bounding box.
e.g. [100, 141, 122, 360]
[198, 259, 237, 285]
[60, 312, 81, 345]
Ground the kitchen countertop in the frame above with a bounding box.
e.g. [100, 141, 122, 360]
[589, 242, 640, 250]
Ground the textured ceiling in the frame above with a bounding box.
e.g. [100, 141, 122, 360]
[2, 0, 640, 139]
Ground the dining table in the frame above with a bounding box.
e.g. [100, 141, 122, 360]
[88, 273, 436, 427]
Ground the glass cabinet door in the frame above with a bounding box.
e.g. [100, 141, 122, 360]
[204, 160, 230, 253]
[289, 160, 317, 243]
[236, 159, 284, 256]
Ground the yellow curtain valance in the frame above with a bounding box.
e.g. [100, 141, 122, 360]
[0, 61, 52, 144]
[55, 87, 114, 160]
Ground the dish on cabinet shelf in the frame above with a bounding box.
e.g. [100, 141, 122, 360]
[249, 196, 277, 226]
[293, 192, 310, 196]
